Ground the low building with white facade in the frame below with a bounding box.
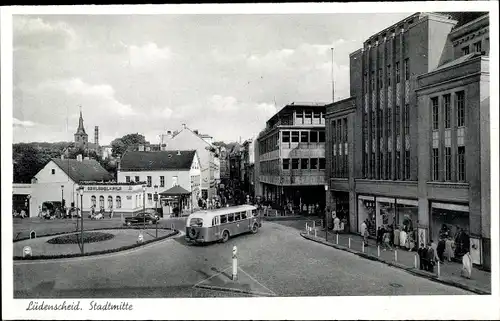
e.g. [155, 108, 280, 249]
[117, 150, 202, 211]
[78, 181, 145, 215]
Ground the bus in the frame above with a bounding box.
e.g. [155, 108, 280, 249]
[185, 205, 261, 244]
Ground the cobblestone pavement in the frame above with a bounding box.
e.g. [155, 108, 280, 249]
[13, 220, 472, 298]
[276, 220, 491, 294]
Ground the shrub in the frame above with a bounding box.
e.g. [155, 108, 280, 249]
[47, 232, 114, 244]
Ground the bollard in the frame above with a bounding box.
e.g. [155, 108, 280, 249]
[306, 223, 308, 232]
[348, 238, 351, 248]
[137, 232, 144, 244]
[437, 261, 441, 277]
[362, 242, 365, 253]
[314, 228, 317, 238]
[313, 221, 316, 230]
[414, 255, 418, 269]
[232, 246, 238, 281]
[23, 246, 32, 258]
[336, 233, 339, 245]
[377, 245, 380, 257]
[171, 223, 175, 231]
[395, 250, 398, 262]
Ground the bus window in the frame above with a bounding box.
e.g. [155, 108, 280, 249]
[220, 215, 227, 224]
[241, 212, 247, 219]
[212, 217, 218, 226]
[190, 218, 203, 227]
[228, 213, 235, 222]
[252, 209, 258, 217]
[235, 212, 241, 221]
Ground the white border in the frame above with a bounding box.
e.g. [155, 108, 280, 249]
[2, 2, 499, 320]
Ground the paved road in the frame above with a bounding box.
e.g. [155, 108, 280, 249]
[13, 220, 472, 298]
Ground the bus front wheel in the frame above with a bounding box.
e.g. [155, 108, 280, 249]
[221, 230, 230, 243]
[251, 223, 259, 234]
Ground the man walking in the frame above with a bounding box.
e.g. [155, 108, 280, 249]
[361, 220, 368, 246]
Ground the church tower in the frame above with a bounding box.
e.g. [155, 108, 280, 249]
[74, 109, 88, 149]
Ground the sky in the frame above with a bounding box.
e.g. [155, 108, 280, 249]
[12, 13, 412, 145]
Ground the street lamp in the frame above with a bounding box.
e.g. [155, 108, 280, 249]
[154, 185, 159, 238]
[324, 184, 329, 242]
[79, 186, 84, 254]
[61, 185, 65, 215]
[142, 185, 146, 230]
[25, 194, 31, 217]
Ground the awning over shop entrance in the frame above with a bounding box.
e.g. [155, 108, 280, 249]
[159, 185, 191, 196]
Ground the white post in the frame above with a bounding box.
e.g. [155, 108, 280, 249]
[314, 228, 317, 237]
[377, 245, 380, 257]
[336, 233, 339, 245]
[232, 246, 238, 281]
[306, 222, 308, 232]
[362, 242, 365, 253]
[348, 238, 351, 248]
[395, 250, 398, 262]
[313, 221, 315, 230]
[437, 261, 441, 277]
[414, 255, 418, 269]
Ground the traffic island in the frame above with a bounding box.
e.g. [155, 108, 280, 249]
[300, 232, 491, 295]
[13, 227, 179, 261]
[193, 266, 276, 297]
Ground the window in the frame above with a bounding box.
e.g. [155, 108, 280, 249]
[234, 212, 241, 221]
[396, 61, 400, 83]
[432, 148, 439, 181]
[91, 195, 96, 207]
[310, 158, 318, 170]
[108, 196, 113, 209]
[405, 150, 410, 179]
[387, 65, 391, 86]
[371, 71, 375, 90]
[148, 193, 152, 201]
[379, 68, 383, 89]
[474, 41, 482, 53]
[300, 131, 309, 143]
[291, 131, 299, 143]
[310, 130, 318, 143]
[172, 176, 178, 186]
[301, 158, 309, 170]
[456, 91, 465, 127]
[291, 158, 299, 170]
[444, 94, 451, 129]
[282, 131, 290, 143]
[160, 176, 165, 187]
[458, 146, 466, 181]
[227, 213, 235, 222]
[220, 215, 227, 224]
[319, 158, 326, 170]
[126, 176, 130, 183]
[395, 105, 401, 135]
[51, 169, 55, 175]
[146, 176, 151, 187]
[387, 152, 392, 178]
[404, 58, 409, 80]
[116, 196, 121, 209]
[445, 147, 452, 181]
[135, 176, 140, 183]
[241, 212, 247, 219]
[99, 196, 104, 208]
[404, 104, 410, 135]
[432, 97, 439, 130]
[319, 130, 325, 143]
[283, 158, 290, 170]
[462, 46, 469, 56]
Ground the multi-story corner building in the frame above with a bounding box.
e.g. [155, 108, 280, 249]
[241, 138, 256, 196]
[325, 12, 491, 269]
[255, 102, 327, 212]
[219, 146, 230, 181]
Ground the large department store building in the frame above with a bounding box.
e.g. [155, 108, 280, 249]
[325, 12, 491, 269]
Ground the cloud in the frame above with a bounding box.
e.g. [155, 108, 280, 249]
[12, 118, 36, 128]
[13, 16, 77, 50]
[128, 42, 172, 68]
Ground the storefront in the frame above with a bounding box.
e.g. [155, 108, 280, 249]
[79, 182, 144, 216]
[357, 195, 376, 237]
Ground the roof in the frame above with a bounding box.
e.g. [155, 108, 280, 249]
[120, 150, 196, 171]
[159, 185, 191, 196]
[51, 158, 112, 183]
[187, 205, 257, 220]
[433, 53, 481, 72]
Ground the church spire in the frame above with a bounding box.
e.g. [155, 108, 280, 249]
[76, 106, 86, 135]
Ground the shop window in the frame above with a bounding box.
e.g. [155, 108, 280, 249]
[456, 91, 465, 127]
[301, 158, 309, 170]
[160, 176, 165, 187]
[319, 130, 325, 143]
[458, 146, 466, 181]
[91, 195, 96, 207]
[462, 45, 469, 56]
[291, 131, 299, 143]
[444, 94, 451, 129]
[291, 158, 299, 170]
[300, 131, 309, 143]
[319, 158, 326, 170]
[108, 196, 113, 209]
[283, 158, 290, 170]
[430, 205, 469, 258]
[432, 148, 439, 181]
[310, 158, 318, 170]
[116, 196, 121, 209]
[126, 176, 131, 183]
[282, 131, 290, 143]
[99, 196, 104, 208]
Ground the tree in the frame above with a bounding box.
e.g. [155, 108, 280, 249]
[111, 133, 148, 157]
[13, 143, 49, 183]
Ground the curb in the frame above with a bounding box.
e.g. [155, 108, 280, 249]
[263, 216, 316, 222]
[194, 284, 275, 297]
[300, 232, 490, 295]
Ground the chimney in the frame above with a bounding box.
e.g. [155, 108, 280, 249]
[94, 126, 99, 146]
[77, 154, 83, 162]
[182, 123, 186, 129]
[194, 130, 199, 135]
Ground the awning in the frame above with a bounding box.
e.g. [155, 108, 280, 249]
[159, 185, 191, 196]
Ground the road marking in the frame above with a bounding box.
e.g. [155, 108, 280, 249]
[238, 267, 277, 296]
[13, 232, 182, 266]
[192, 266, 232, 288]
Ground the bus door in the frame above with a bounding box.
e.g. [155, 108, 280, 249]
[212, 216, 220, 240]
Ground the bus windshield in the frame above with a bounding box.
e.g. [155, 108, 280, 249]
[189, 217, 203, 227]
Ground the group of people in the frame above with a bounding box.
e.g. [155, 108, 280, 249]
[375, 224, 417, 252]
[89, 205, 114, 220]
[13, 208, 28, 219]
[197, 197, 222, 210]
[330, 210, 348, 233]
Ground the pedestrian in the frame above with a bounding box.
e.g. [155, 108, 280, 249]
[333, 215, 340, 234]
[445, 236, 455, 262]
[437, 238, 446, 263]
[426, 242, 435, 273]
[361, 220, 369, 246]
[431, 239, 440, 263]
[393, 225, 400, 249]
[461, 251, 472, 279]
[417, 244, 426, 270]
[382, 230, 392, 251]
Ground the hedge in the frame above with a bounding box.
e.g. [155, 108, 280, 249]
[47, 232, 115, 244]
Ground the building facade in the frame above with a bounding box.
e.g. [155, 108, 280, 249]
[325, 12, 490, 269]
[117, 150, 202, 210]
[256, 102, 327, 213]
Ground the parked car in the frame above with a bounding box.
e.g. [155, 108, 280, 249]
[124, 212, 159, 226]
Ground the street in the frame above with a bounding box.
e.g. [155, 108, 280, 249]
[13, 219, 472, 298]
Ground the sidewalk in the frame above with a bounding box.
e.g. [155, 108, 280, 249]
[302, 228, 491, 294]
